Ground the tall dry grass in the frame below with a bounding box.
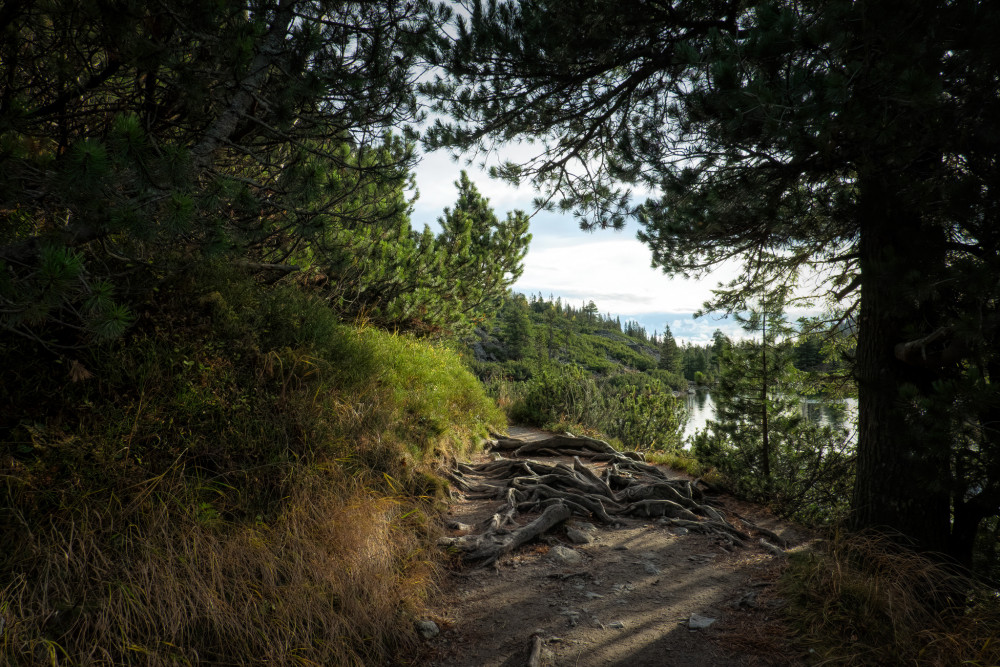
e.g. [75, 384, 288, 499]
[2, 466, 434, 665]
[782, 532, 1000, 666]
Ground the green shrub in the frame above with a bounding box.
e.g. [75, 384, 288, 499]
[509, 365, 607, 426]
[691, 421, 854, 524]
[646, 368, 689, 392]
[507, 368, 685, 451]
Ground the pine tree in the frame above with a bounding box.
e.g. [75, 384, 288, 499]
[658, 326, 679, 372]
[500, 294, 533, 360]
[0, 0, 442, 345]
[696, 294, 853, 518]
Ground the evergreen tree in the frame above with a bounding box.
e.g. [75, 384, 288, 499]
[432, 171, 531, 333]
[500, 294, 533, 360]
[424, 0, 1000, 561]
[658, 326, 679, 372]
[1, 0, 445, 345]
[696, 293, 854, 519]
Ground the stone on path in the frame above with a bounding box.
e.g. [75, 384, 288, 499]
[550, 545, 582, 565]
[688, 613, 716, 630]
[642, 561, 661, 575]
[566, 520, 597, 533]
[566, 527, 594, 544]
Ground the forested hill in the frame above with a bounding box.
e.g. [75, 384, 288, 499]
[466, 292, 834, 390]
[469, 294, 666, 380]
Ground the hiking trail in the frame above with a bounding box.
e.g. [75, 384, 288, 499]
[419, 427, 809, 666]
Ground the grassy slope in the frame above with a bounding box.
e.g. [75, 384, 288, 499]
[0, 267, 503, 666]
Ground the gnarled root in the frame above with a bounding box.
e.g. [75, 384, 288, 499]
[443, 434, 767, 564]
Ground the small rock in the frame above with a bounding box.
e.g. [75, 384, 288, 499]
[584, 591, 604, 599]
[566, 527, 594, 544]
[559, 609, 581, 627]
[447, 521, 473, 532]
[674, 527, 689, 535]
[415, 620, 440, 639]
[688, 614, 716, 630]
[613, 545, 629, 551]
[642, 562, 661, 575]
[567, 520, 597, 533]
[608, 621, 626, 629]
[551, 545, 582, 565]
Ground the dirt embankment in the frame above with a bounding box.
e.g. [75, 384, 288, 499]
[420, 428, 808, 667]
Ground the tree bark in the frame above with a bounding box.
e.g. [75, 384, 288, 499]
[850, 174, 952, 554]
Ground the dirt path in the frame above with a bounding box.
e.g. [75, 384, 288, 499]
[420, 428, 808, 666]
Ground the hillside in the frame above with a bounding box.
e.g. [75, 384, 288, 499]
[0, 269, 505, 665]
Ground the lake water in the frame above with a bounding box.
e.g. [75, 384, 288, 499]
[681, 390, 858, 442]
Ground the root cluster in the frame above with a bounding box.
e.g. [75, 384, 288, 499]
[440, 434, 757, 565]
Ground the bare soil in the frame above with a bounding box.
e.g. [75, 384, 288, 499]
[420, 427, 808, 667]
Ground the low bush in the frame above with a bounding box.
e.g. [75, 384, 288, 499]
[690, 421, 854, 524]
[507, 367, 684, 451]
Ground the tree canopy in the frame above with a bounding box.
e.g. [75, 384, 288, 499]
[424, 0, 1000, 562]
[0, 0, 442, 343]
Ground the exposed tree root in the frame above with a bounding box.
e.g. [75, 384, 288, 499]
[442, 433, 773, 565]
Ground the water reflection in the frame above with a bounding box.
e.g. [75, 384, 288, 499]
[681, 390, 716, 440]
[681, 390, 857, 442]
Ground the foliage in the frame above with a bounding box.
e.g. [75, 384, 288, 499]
[0, 0, 450, 345]
[498, 294, 534, 360]
[645, 368, 689, 393]
[470, 292, 688, 451]
[505, 364, 685, 452]
[316, 170, 530, 335]
[603, 379, 685, 451]
[694, 336, 855, 523]
[0, 268, 504, 665]
[658, 325, 679, 372]
[0, 1, 529, 345]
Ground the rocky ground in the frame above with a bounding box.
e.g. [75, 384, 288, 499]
[418, 428, 810, 667]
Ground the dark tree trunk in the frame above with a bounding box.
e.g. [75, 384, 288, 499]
[761, 306, 771, 487]
[850, 174, 952, 554]
[951, 501, 987, 568]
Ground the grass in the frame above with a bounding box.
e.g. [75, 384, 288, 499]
[0, 265, 504, 665]
[781, 533, 1000, 666]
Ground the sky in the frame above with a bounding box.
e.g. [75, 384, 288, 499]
[408, 147, 746, 344]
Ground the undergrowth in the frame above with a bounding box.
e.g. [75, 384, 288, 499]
[0, 264, 504, 665]
[781, 533, 1000, 666]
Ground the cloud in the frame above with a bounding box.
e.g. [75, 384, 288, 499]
[410, 147, 540, 221]
[515, 237, 736, 314]
[410, 145, 826, 334]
